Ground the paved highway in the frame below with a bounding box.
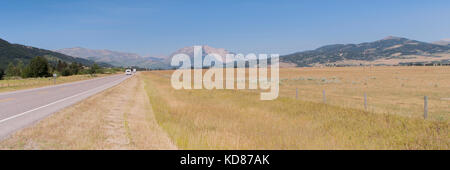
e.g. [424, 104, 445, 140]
[0, 74, 130, 139]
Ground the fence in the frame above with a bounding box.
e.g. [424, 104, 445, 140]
[294, 88, 434, 120]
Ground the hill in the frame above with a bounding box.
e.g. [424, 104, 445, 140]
[280, 36, 450, 67]
[57, 45, 234, 69]
[56, 47, 166, 69]
[0, 38, 110, 70]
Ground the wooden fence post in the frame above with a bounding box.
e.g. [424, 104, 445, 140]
[296, 88, 298, 100]
[364, 93, 367, 110]
[424, 96, 428, 119]
[323, 90, 326, 104]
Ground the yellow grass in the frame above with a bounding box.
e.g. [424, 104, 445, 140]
[1, 67, 448, 150]
[278, 66, 450, 120]
[142, 67, 449, 149]
[0, 74, 114, 93]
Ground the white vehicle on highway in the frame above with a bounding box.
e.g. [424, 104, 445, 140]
[125, 69, 132, 75]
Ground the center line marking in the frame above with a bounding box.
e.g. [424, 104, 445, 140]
[37, 91, 49, 95]
[0, 98, 14, 103]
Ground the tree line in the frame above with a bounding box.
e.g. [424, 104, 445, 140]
[0, 56, 103, 80]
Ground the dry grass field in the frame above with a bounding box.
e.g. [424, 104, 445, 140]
[0, 74, 114, 93]
[142, 67, 449, 149]
[1, 67, 448, 150]
[278, 66, 450, 120]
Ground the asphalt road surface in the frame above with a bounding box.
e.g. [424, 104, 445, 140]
[0, 74, 131, 140]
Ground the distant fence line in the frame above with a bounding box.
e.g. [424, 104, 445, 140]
[295, 88, 432, 120]
[323, 63, 450, 67]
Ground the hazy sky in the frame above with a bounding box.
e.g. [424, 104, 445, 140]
[0, 0, 449, 56]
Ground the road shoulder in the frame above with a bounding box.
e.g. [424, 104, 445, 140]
[0, 73, 177, 150]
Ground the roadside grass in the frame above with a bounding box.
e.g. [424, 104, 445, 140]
[0, 74, 115, 93]
[142, 70, 448, 149]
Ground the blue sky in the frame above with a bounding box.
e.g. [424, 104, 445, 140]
[0, 0, 449, 56]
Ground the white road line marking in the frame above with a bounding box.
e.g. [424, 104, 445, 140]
[0, 76, 127, 124]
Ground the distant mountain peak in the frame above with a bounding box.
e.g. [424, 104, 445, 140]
[172, 45, 230, 54]
[170, 45, 233, 63]
[382, 36, 405, 40]
[432, 39, 450, 46]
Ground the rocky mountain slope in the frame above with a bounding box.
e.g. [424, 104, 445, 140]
[281, 36, 450, 66]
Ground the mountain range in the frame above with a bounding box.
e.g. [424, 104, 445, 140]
[56, 47, 167, 69]
[57, 45, 233, 69]
[2, 36, 449, 71]
[0, 38, 110, 70]
[280, 36, 450, 66]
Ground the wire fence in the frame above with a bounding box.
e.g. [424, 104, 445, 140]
[291, 88, 449, 120]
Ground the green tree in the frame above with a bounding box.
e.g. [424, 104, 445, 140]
[56, 60, 68, 73]
[0, 69, 4, 80]
[89, 63, 100, 75]
[69, 62, 80, 75]
[21, 66, 31, 78]
[61, 68, 71, 76]
[16, 60, 24, 76]
[24, 56, 51, 78]
[5, 62, 17, 77]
